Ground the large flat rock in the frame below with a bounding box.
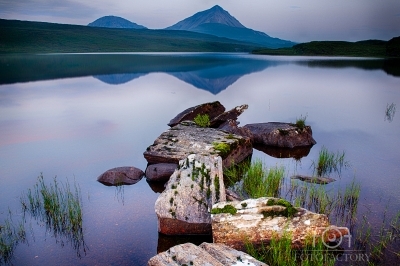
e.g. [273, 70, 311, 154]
[243, 122, 316, 148]
[144, 123, 253, 169]
[147, 242, 268, 266]
[211, 197, 349, 250]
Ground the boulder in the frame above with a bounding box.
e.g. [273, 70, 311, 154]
[168, 101, 225, 127]
[143, 123, 253, 169]
[97, 166, 144, 186]
[147, 242, 267, 266]
[243, 122, 316, 148]
[211, 197, 349, 250]
[155, 154, 226, 235]
[217, 119, 253, 140]
[145, 163, 178, 182]
[210, 104, 248, 128]
[291, 175, 336, 185]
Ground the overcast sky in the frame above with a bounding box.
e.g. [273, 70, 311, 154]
[1, 0, 399, 43]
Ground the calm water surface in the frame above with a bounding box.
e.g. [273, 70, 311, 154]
[0, 53, 399, 265]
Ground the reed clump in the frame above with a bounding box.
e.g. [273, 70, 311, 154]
[242, 159, 285, 198]
[20, 174, 84, 252]
[311, 146, 350, 176]
[0, 210, 26, 264]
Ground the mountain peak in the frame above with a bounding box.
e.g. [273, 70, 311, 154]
[166, 5, 245, 31]
[88, 15, 147, 29]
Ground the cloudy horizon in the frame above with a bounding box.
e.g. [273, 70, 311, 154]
[0, 0, 399, 43]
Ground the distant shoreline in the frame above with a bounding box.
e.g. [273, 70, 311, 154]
[251, 38, 400, 58]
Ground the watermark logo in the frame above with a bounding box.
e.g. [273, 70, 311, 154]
[319, 226, 352, 249]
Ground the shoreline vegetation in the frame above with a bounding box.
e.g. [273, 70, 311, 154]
[252, 37, 400, 58]
[1, 18, 399, 58]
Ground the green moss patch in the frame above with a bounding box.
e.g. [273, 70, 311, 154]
[264, 199, 297, 218]
[211, 205, 237, 215]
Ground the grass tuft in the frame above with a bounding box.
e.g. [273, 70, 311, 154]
[243, 159, 284, 198]
[311, 146, 350, 176]
[193, 114, 210, 127]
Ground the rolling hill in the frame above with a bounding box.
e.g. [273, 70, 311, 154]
[0, 18, 263, 53]
[88, 15, 147, 29]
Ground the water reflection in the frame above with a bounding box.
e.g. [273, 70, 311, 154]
[253, 144, 313, 160]
[295, 58, 400, 78]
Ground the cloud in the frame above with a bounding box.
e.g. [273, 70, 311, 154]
[0, 0, 100, 24]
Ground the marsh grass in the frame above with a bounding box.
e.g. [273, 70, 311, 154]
[0, 210, 26, 264]
[244, 232, 335, 266]
[242, 159, 285, 198]
[193, 114, 210, 127]
[311, 146, 350, 177]
[385, 103, 396, 122]
[20, 174, 86, 256]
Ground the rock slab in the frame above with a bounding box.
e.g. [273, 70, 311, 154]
[147, 242, 268, 266]
[168, 101, 225, 127]
[211, 197, 349, 250]
[97, 166, 144, 186]
[155, 154, 226, 235]
[244, 122, 316, 148]
[144, 123, 253, 169]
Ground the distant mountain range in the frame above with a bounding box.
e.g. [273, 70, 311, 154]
[88, 15, 146, 29]
[88, 5, 295, 49]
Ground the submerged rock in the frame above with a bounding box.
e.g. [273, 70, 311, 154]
[97, 166, 144, 186]
[143, 123, 253, 169]
[244, 122, 316, 148]
[291, 175, 336, 184]
[155, 154, 226, 235]
[168, 101, 225, 127]
[211, 197, 349, 250]
[145, 163, 178, 182]
[147, 242, 267, 266]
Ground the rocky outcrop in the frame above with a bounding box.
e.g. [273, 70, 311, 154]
[243, 122, 316, 148]
[155, 154, 226, 235]
[97, 166, 144, 186]
[210, 104, 248, 128]
[211, 197, 349, 250]
[145, 163, 178, 182]
[291, 175, 336, 185]
[144, 123, 253, 169]
[168, 101, 225, 127]
[147, 242, 267, 266]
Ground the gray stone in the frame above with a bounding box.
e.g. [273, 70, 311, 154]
[97, 166, 144, 186]
[147, 242, 268, 266]
[145, 163, 178, 182]
[291, 175, 336, 184]
[168, 101, 225, 127]
[243, 122, 316, 148]
[155, 154, 226, 235]
[143, 123, 253, 169]
[211, 197, 349, 250]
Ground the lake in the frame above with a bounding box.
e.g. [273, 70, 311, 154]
[0, 53, 399, 265]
